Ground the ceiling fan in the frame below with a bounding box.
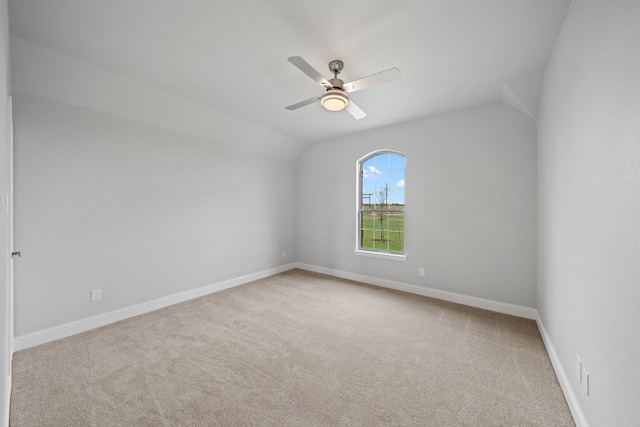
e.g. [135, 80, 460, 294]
[285, 56, 401, 120]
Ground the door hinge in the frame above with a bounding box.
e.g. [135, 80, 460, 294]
[11, 251, 20, 258]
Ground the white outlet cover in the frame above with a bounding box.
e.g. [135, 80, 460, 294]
[576, 356, 582, 382]
[582, 368, 589, 396]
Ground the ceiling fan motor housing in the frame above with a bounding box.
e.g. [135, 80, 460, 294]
[328, 77, 345, 89]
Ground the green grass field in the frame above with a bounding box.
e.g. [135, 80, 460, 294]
[360, 209, 404, 252]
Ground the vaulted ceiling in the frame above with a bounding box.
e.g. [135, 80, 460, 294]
[8, 0, 571, 157]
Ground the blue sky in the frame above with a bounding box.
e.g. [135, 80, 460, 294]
[362, 153, 405, 204]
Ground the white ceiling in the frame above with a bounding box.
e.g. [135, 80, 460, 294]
[8, 0, 571, 147]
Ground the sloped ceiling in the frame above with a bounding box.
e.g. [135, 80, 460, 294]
[8, 0, 571, 157]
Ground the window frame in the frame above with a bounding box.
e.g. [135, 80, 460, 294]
[354, 149, 407, 261]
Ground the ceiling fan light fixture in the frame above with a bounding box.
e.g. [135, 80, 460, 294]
[320, 89, 349, 112]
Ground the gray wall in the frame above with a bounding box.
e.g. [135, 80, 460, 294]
[296, 102, 537, 308]
[0, 0, 9, 424]
[537, 0, 640, 425]
[13, 93, 296, 336]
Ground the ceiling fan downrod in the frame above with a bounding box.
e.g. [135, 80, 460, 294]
[327, 60, 345, 88]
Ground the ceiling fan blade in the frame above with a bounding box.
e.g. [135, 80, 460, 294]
[343, 67, 401, 93]
[285, 95, 319, 111]
[346, 99, 367, 120]
[288, 56, 332, 89]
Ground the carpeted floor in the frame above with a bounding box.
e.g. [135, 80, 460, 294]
[10, 269, 575, 426]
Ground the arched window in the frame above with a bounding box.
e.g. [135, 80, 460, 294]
[356, 150, 406, 259]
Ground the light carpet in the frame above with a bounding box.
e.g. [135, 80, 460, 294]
[10, 269, 574, 426]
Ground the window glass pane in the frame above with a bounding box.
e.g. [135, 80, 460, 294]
[370, 211, 380, 231]
[362, 157, 376, 171]
[361, 229, 374, 249]
[390, 211, 404, 232]
[361, 193, 374, 208]
[391, 211, 404, 252]
[360, 211, 373, 230]
[387, 191, 403, 206]
[389, 171, 405, 192]
[389, 153, 405, 170]
[362, 158, 378, 185]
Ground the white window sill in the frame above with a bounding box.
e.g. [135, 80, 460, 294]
[354, 249, 407, 261]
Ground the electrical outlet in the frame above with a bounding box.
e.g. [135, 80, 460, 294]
[281, 251, 286, 258]
[419, 267, 425, 276]
[582, 367, 590, 396]
[576, 356, 582, 382]
[90, 289, 101, 301]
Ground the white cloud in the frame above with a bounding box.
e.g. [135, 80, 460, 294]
[363, 166, 383, 179]
[396, 179, 405, 187]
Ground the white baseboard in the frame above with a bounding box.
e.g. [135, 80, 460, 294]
[14, 263, 297, 351]
[295, 262, 538, 320]
[536, 315, 588, 427]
